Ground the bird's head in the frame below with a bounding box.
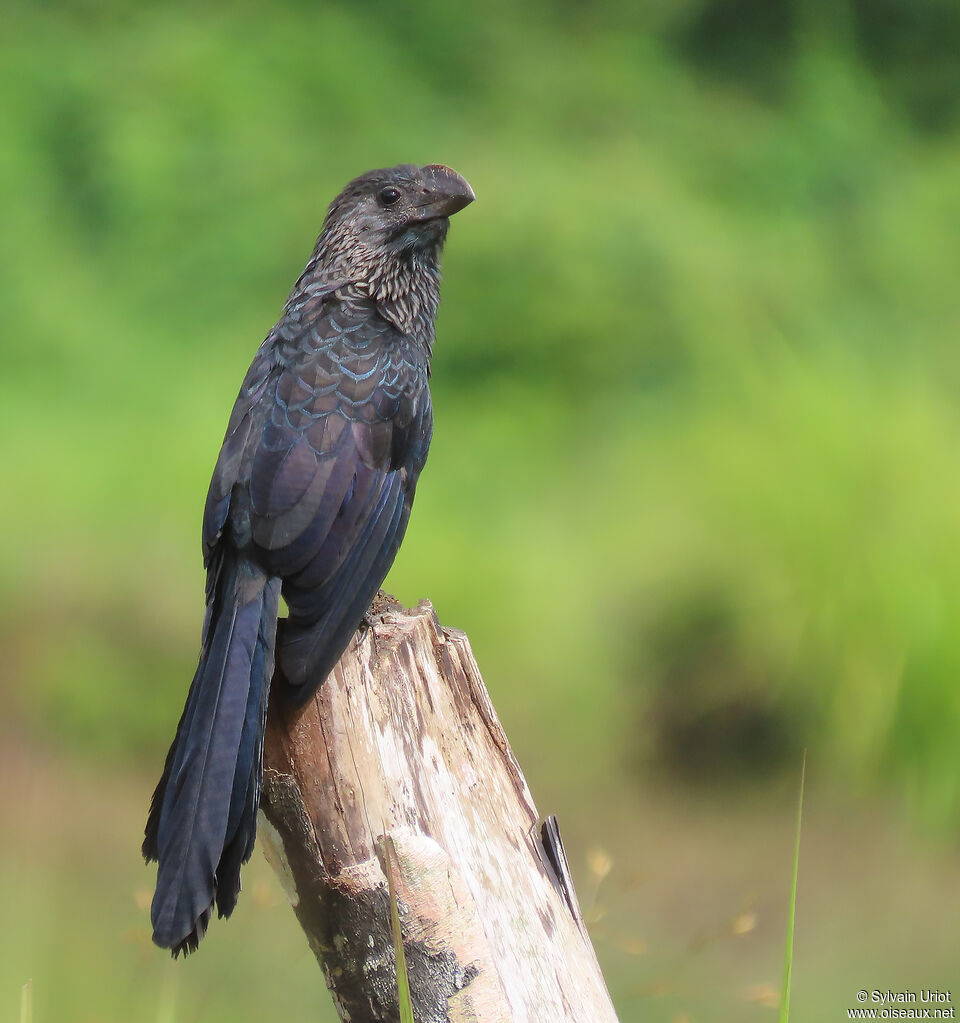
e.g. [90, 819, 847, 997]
[319, 164, 475, 272]
[300, 164, 473, 344]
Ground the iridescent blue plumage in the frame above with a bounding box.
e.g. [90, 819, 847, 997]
[143, 164, 474, 955]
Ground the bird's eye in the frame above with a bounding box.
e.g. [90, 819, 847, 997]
[378, 186, 402, 207]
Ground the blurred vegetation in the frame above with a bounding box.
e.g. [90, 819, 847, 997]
[2, 0, 960, 1018]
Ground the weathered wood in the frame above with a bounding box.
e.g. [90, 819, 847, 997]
[259, 594, 620, 1023]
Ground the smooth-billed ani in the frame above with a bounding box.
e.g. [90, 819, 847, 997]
[142, 164, 474, 956]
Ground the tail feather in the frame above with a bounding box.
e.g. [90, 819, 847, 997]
[214, 584, 279, 919]
[143, 557, 280, 955]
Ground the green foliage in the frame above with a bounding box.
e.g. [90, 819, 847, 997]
[2, 0, 959, 875]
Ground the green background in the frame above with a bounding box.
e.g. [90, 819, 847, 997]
[2, 0, 959, 1019]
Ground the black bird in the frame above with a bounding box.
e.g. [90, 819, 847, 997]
[142, 164, 474, 956]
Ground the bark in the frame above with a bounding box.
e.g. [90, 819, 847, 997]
[259, 594, 620, 1023]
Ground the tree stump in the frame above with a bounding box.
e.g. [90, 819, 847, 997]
[259, 595, 620, 1023]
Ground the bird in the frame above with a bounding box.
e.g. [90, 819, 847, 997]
[142, 163, 475, 956]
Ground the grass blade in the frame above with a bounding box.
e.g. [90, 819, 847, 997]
[383, 835, 415, 1023]
[20, 980, 32, 1023]
[156, 962, 179, 1023]
[779, 751, 807, 1023]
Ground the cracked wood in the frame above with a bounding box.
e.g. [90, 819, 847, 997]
[259, 594, 620, 1023]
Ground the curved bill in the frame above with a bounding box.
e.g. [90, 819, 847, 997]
[414, 164, 476, 219]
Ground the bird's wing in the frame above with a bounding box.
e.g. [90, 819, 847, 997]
[239, 329, 432, 700]
[201, 280, 347, 571]
[202, 338, 278, 569]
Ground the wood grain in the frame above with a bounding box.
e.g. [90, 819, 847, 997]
[260, 595, 620, 1023]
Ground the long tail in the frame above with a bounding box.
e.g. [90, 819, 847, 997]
[143, 555, 281, 956]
